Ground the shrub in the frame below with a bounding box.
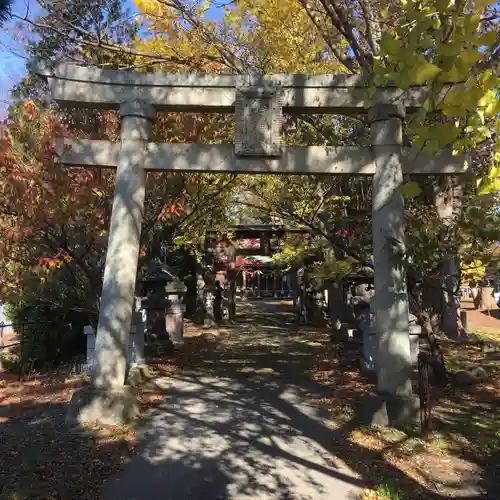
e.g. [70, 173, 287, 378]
[5, 299, 91, 371]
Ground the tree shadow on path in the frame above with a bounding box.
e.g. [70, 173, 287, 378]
[105, 300, 492, 500]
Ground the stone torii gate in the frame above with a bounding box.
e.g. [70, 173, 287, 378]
[43, 64, 467, 426]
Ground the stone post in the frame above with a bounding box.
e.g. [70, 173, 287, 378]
[166, 280, 186, 346]
[129, 311, 146, 366]
[68, 100, 155, 426]
[204, 291, 216, 327]
[94, 99, 154, 389]
[196, 273, 206, 323]
[84, 325, 96, 374]
[364, 103, 418, 428]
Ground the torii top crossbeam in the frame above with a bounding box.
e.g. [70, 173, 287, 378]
[43, 63, 435, 114]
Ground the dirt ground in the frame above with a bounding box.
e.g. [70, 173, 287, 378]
[461, 300, 500, 339]
[0, 300, 499, 500]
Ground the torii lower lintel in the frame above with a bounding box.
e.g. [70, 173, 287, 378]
[57, 138, 469, 176]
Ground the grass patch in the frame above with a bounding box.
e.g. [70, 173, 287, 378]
[362, 482, 403, 499]
[469, 329, 500, 343]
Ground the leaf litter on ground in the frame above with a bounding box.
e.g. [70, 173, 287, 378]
[1, 312, 499, 499]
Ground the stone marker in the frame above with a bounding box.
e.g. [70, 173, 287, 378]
[165, 279, 186, 347]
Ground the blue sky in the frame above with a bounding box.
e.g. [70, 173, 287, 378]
[0, 0, 143, 117]
[0, 0, 226, 118]
[0, 0, 43, 116]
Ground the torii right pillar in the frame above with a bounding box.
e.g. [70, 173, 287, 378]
[365, 102, 419, 428]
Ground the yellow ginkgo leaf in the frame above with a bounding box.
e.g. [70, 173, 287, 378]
[381, 33, 402, 56]
[401, 181, 422, 198]
[410, 56, 442, 85]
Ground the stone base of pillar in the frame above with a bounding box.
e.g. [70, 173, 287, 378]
[358, 390, 419, 430]
[66, 385, 139, 427]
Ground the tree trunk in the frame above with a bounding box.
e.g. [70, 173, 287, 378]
[184, 274, 197, 318]
[434, 175, 464, 337]
[441, 255, 461, 336]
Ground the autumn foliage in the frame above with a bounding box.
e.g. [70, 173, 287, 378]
[0, 100, 241, 313]
[0, 102, 114, 301]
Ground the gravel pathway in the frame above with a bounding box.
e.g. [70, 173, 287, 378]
[104, 300, 365, 500]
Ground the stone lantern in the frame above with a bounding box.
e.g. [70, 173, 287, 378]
[139, 263, 187, 350]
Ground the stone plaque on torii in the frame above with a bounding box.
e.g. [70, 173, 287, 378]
[40, 63, 468, 426]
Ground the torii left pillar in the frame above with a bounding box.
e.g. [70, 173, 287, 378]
[67, 99, 155, 426]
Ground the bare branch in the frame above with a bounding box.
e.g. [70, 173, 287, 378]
[12, 12, 225, 68]
[176, 175, 239, 230]
[298, 0, 356, 72]
[156, 0, 247, 73]
[318, 0, 373, 72]
[358, 0, 380, 55]
[310, 182, 338, 224]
